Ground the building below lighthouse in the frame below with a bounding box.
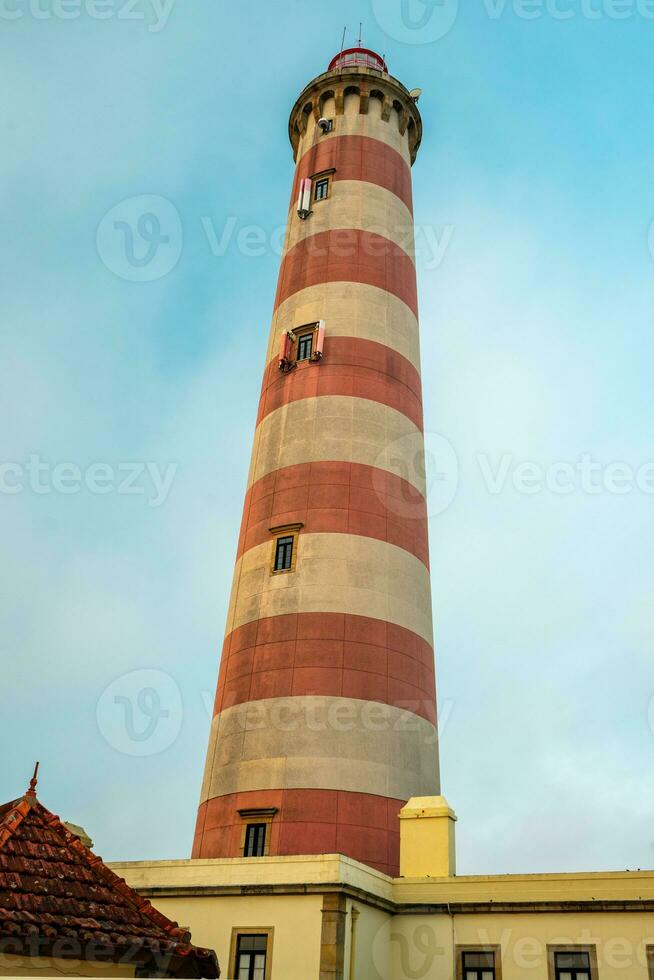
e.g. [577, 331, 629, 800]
[110, 46, 654, 980]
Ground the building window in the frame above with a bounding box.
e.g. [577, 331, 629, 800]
[235, 934, 269, 980]
[553, 951, 591, 980]
[229, 930, 274, 980]
[274, 535, 294, 572]
[461, 950, 497, 980]
[243, 823, 267, 857]
[548, 947, 596, 980]
[296, 331, 313, 361]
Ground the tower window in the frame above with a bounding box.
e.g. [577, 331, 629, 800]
[310, 169, 334, 203]
[290, 321, 326, 363]
[314, 177, 330, 201]
[243, 823, 267, 857]
[270, 524, 302, 575]
[460, 949, 497, 980]
[314, 176, 331, 202]
[274, 535, 294, 572]
[296, 331, 313, 361]
[553, 951, 592, 980]
[235, 934, 268, 980]
[238, 807, 277, 856]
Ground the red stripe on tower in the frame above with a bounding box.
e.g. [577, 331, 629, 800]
[236, 462, 430, 567]
[274, 229, 419, 317]
[290, 135, 414, 214]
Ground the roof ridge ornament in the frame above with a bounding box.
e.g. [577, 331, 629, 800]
[27, 761, 39, 797]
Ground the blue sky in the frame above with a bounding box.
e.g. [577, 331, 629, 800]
[2, 0, 654, 875]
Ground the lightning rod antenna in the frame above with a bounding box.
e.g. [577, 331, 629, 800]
[28, 761, 40, 796]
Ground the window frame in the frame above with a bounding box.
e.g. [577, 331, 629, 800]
[229, 928, 274, 980]
[273, 535, 294, 573]
[311, 169, 335, 203]
[296, 329, 314, 362]
[270, 524, 303, 575]
[456, 946, 502, 980]
[243, 822, 267, 858]
[547, 946, 597, 980]
[647, 946, 654, 980]
[238, 807, 277, 857]
[291, 321, 323, 364]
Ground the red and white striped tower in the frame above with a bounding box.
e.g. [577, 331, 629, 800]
[193, 48, 438, 877]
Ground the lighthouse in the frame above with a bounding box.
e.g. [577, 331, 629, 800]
[193, 46, 438, 878]
[109, 47, 654, 980]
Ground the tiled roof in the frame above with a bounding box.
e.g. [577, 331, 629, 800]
[0, 788, 219, 977]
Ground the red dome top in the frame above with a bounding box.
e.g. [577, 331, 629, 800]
[328, 47, 388, 73]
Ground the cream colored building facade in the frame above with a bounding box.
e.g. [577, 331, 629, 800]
[114, 797, 654, 979]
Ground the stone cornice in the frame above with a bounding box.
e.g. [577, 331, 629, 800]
[288, 66, 423, 164]
[132, 881, 654, 917]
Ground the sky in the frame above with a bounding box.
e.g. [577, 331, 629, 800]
[2, 0, 654, 876]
